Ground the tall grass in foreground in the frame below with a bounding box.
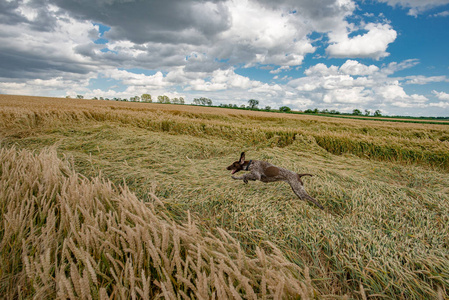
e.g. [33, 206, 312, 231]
[0, 146, 321, 299]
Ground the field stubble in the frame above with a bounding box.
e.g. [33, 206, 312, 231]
[1, 95, 449, 299]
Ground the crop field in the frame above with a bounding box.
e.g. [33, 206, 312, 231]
[1, 94, 449, 299]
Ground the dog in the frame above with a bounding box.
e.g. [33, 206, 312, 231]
[227, 152, 324, 209]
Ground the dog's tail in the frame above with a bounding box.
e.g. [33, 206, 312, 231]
[292, 174, 324, 210]
[298, 173, 313, 178]
[296, 173, 312, 185]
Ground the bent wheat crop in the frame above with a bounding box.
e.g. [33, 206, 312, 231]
[1, 95, 449, 299]
[1, 94, 448, 171]
[0, 146, 319, 299]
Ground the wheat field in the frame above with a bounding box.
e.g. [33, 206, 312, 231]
[1, 94, 449, 299]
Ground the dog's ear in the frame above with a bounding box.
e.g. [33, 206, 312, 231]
[239, 152, 245, 165]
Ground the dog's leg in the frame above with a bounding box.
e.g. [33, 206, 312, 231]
[289, 180, 324, 210]
[232, 172, 261, 184]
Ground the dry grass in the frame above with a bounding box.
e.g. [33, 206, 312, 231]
[1, 95, 449, 299]
[0, 146, 320, 299]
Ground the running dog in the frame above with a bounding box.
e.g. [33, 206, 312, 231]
[227, 152, 324, 209]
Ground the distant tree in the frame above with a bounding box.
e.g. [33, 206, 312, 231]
[321, 109, 329, 114]
[247, 99, 259, 109]
[352, 109, 362, 116]
[264, 106, 271, 111]
[312, 108, 319, 114]
[374, 110, 382, 117]
[364, 109, 370, 116]
[99, 97, 104, 100]
[172, 97, 185, 104]
[129, 96, 140, 102]
[193, 97, 212, 106]
[141, 93, 152, 103]
[92, 97, 98, 100]
[158, 95, 170, 104]
[220, 103, 234, 108]
[330, 109, 340, 114]
[279, 106, 291, 113]
[76, 95, 84, 99]
[304, 109, 313, 113]
[65, 95, 71, 99]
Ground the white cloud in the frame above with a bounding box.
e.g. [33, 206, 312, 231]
[185, 68, 262, 92]
[374, 83, 428, 107]
[249, 83, 283, 96]
[340, 60, 380, 75]
[270, 66, 291, 74]
[104, 69, 171, 88]
[0, 10, 100, 79]
[286, 59, 435, 111]
[282, 96, 314, 108]
[430, 102, 449, 108]
[375, 0, 449, 16]
[304, 63, 339, 76]
[323, 87, 374, 104]
[375, 82, 408, 100]
[431, 10, 449, 17]
[302, 60, 379, 77]
[432, 90, 449, 100]
[216, 0, 315, 67]
[380, 59, 420, 75]
[326, 23, 397, 60]
[404, 75, 449, 85]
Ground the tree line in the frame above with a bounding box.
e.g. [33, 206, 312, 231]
[68, 94, 184, 104]
[67, 94, 386, 116]
[304, 108, 383, 117]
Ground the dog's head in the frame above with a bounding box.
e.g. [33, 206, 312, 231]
[226, 152, 246, 174]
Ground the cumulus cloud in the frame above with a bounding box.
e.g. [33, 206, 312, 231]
[376, 83, 428, 107]
[432, 90, 449, 101]
[0, 9, 99, 79]
[213, 0, 317, 67]
[326, 23, 397, 60]
[375, 0, 449, 16]
[380, 59, 420, 75]
[404, 75, 449, 85]
[339, 60, 380, 76]
[0, 75, 93, 97]
[0, 0, 361, 84]
[286, 59, 434, 112]
[0, 0, 398, 87]
[302, 60, 379, 77]
[431, 10, 449, 17]
[323, 87, 374, 104]
[104, 70, 172, 88]
[185, 68, 262, 92]
[54, 0, 232, 45]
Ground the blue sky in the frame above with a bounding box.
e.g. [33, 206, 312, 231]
[1, 0, 448, 116]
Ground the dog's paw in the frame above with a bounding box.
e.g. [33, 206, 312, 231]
[231, 175, 239, 180]
[243, 178, 248, 184]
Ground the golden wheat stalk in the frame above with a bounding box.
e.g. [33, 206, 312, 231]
[0, 146, 315, 299]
